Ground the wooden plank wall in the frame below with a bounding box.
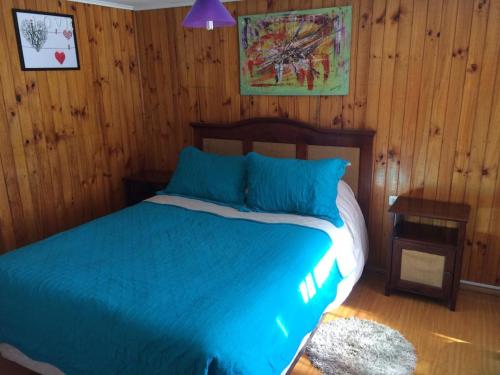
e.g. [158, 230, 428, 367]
[136, 0, 500, 285]
[0, 0, 144, 252]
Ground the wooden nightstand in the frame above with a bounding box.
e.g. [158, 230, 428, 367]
[385, 197, 470, 310]
[123, 170, 172, 206]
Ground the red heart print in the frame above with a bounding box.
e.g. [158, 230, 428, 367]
[55, 51, 66, 64]
[63, 30, 72, 40]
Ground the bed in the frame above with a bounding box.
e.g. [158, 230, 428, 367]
[0, 118, 374, 375]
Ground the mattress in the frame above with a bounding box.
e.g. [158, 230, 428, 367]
[0, 182, 367, 375]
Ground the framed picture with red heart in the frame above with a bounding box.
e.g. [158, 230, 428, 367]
[12, 9, 80, 71]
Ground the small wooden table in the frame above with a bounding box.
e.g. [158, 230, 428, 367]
[386, 196, 470, 310]
[123, 170, 172, 206]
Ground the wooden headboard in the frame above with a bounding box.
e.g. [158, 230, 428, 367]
[191, 118, 375, 223]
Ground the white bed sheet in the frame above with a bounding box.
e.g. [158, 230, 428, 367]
[0, 181, 368, 375]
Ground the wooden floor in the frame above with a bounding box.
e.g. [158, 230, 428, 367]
[1, 272, 499, 375]
[292, 272, 500, 375]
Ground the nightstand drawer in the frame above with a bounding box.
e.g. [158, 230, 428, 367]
[391, 239, 455, 299]
[395, 271, 453, 300]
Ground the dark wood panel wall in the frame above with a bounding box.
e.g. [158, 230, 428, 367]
[136, 0, 500, 285]
[0, 0, 145, 251]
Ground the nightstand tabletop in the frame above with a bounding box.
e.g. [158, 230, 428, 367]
[389, 196, 470, 223]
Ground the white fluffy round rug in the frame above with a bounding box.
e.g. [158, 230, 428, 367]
[305, 317, 417, 375]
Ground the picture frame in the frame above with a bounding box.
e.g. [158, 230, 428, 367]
[12, 9, 80, 71]
[238, 7, 352, 96]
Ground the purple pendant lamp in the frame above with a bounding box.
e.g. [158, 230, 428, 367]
[183, 0, 236, 30]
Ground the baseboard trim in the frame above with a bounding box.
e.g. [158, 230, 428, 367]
[460, 280, 500, 296]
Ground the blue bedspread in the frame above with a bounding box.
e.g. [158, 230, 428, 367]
[0, 201, 343, 374]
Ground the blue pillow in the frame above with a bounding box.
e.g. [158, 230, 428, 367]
[246, 152, 349, 227]
[161, 147, 246, 207]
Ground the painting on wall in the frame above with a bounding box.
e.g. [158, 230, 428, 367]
[12, 9, 80, 71]
[239, 7, 351, 96]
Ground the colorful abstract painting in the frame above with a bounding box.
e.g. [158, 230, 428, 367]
[239, 7, 351, 96]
